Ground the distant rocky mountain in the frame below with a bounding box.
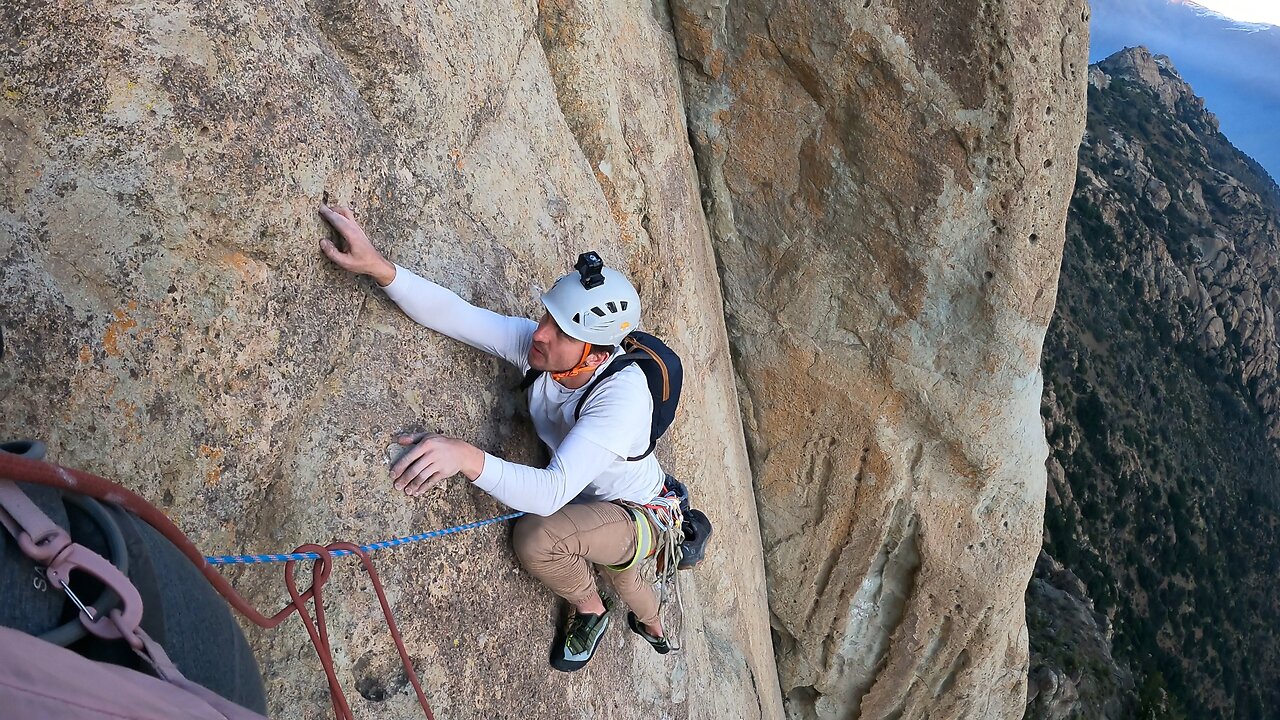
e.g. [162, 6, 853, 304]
[1088, 0, 1280, 183]
[1027, 46, 1280, 719]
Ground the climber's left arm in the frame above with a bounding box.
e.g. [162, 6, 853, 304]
[389, 432, 487, 496]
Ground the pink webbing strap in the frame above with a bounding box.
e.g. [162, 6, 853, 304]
[0, 479, 146, 643]
[0, 479, 68, 552]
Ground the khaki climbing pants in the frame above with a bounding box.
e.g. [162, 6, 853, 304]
[512, 501, 660, 625]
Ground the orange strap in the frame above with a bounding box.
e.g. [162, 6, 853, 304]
[550, 343, 595, 382]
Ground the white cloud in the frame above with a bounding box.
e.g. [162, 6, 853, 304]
[1184, 0, 1280, 26]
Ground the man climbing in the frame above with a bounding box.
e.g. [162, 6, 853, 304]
[317, 204, 671, 671]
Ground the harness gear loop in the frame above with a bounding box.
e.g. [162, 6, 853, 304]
[615, 483, 688, 651]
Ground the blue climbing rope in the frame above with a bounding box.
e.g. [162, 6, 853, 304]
[204, 511, 526, 565]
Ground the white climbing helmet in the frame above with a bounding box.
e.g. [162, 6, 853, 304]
[541, 251, 641, 346]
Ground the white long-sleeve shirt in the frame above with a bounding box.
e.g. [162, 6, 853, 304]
[382, 265, 667, 516]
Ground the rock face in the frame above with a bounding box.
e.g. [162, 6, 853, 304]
[0, 2, 781, 718]
[1, 1, 1093, 718]
[671, 1, 1089, 718]
[1034, 47, 1280, 719]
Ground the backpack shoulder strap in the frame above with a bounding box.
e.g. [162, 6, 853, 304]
[573, 352, 662, 461]
[518, 368, 542, 391]
[572, 353, 646, 422]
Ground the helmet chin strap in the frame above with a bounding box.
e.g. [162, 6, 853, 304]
[550, 343, 597, 382]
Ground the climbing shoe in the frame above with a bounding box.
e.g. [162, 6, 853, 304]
[662, 476, 692, 514]
[551, 599, 613, 672]
[677, 508, 713, 570]
[626, 611, 671, 655]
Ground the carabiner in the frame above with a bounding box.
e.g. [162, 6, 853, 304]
[43, 541, 144, 642]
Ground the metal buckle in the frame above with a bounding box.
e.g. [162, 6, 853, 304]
[42, 541, 144, 642]
[58, 576, 97, 621]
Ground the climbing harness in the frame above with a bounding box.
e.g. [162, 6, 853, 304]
[616, 480, 691, 651]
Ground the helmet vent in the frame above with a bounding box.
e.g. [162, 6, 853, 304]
[541, 258, 641, 344]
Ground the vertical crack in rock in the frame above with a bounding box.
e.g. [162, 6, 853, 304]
[934, 648, 970, 699]
[806, 452, 866, 627]
[746, 651, 767, 720]
[806, 520, 853, 627]
[919, 616, 954, 680]
[841, 508, 922, 717]
[535, 0, 654, 252]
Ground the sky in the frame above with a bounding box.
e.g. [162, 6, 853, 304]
[1189, 0, 1280, 26]
[1090, 0, 1280, 184]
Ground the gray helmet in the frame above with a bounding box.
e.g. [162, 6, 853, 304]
[541, 252, 641, 345]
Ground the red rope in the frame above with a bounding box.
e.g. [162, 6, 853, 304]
[0, 451, 434, 720]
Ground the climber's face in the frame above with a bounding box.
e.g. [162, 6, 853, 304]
[529, 312, 588, 373]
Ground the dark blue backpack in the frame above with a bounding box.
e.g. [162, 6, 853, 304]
[520, 331, 683, 461]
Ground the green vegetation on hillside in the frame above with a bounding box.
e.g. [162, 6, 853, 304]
[1033, 57, 1280, 720]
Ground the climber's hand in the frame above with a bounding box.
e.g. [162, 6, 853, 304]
[390, 432, 485, 496]
[318, 204, 397, 286]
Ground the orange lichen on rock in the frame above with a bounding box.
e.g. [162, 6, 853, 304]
[103, 302, 139, 357]
[225, 251, 253, 280]
[199, 444, 225, 486]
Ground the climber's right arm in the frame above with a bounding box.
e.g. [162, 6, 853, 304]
[318, 204, 534, 368]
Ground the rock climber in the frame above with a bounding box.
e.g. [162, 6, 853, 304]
[317, 204, 671, 671]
